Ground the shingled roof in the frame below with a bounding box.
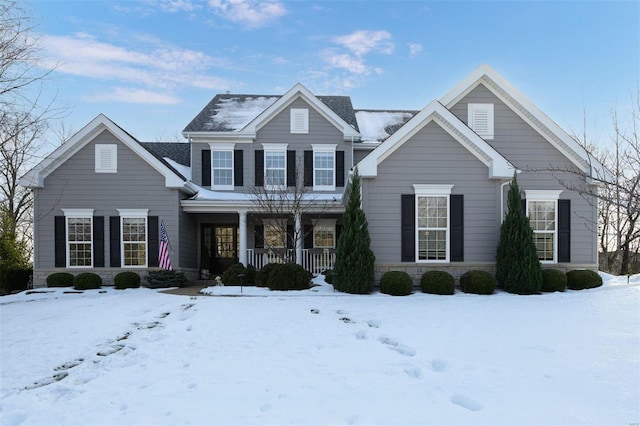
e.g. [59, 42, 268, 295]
[183, 94, 359, 133]
[140, 142, 190, 166]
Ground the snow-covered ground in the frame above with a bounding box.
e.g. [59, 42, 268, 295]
[1, 274, 638, 425]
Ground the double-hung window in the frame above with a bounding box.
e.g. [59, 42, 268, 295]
[312, 144, 336, 191]
[313, 219, 336, 248]
[525, 190, 562, 263]
[263, 144, 288, 190]
[263, 219, 286, 249]
[414, 185, 453, 262]
[63, 209, 94, 267]
[118, 209, 148, 267]
[211, 144, 235, 190]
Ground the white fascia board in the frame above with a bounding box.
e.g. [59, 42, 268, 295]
[183, 132, 256, 143]
[357, 101, 514, 179]
[440, 64, 607, 180]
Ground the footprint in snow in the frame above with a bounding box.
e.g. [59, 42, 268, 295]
[97, 344, 124, 357]
[157, 312, 170, 319]
[404, 365, 422, 379]
[367, 320, 380, 328]
[310, 309, 319, 314]
[181, 303, 195, 311]
[451, 394, 483, 412]
[378, 336, 416, 357]
[54, 358, 84, 371]
[339, 317, 354, 324]
[354, 330, 367, 340]
[22, 372, 68, 390]
[430, 359, 449, 372]
[335, 309, 348, 315]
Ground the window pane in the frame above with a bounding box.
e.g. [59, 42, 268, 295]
[265, 151, 286, 187]
[417, 195, 448, 261]
[534, 233, 554, 261]
[314, 226, 335, 248]
[314, 151, 334, 187]
[122, 217, 147, 266]
[418, 230, 446, 260]
[67, 217, 92, 266]
[212, 151, 233, 186]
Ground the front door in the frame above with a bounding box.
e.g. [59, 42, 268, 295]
[202, 224, 238, 274]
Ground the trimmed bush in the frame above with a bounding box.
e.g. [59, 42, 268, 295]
[460, 270, 495, 295]
[323, 269, 335, 284]
[222, 263, 247, 285]
[46, 272, 74, 287]
[144, 270, 188, 289]
[566, 269, 602, 290]
[73, 272, 102, 290]
[541, 269, 567, 292]
[114, 271, 141, 289]
[3, 268, 32, 293]
[256, 263, 279, 287]
[420, 270, 455, 295]
[267, 263, 312, 291]
[379, 271, 413, 296]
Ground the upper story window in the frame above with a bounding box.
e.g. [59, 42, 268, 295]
[95, 144, 117, 173]
[118, 209, 148, 268]
[62, 208, 94, 268]
[468, 103, 494, 139]
[290, 108, 309, 134]
[414, 184, 453, 262]
[312, 144, 336, 191]
[210, 143, 235, 190]
[525, 190, 562, 263]
[263, 143, 288, 190]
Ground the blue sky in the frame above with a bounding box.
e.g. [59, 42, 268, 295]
[30, 0, 639, 144]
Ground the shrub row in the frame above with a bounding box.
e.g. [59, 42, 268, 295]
[45, 270, 188, 290]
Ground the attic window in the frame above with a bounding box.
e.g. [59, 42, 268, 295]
[468, 104, 494, 139]
[95, 144, 117, 173]
[290, 108, 309, 134]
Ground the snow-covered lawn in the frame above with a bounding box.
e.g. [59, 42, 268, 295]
[1, 274, 638, 425]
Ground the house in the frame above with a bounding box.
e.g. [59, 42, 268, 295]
[21, 65, 604, 287]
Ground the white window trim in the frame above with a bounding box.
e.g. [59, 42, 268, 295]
[468, 103, 494, 140]
[117, 209, 148, 268]
[290, 108, 309, 134]
[95, 144, 117, 173]
[209, 143, 236, 190]
[262, 143, 288, 190]
[312, 219, 336, 249]
[312, 144, 337, 191]
[525, 190, 562, 264]
[413, 184, 453, 263]
[62, 209, 94, 268]
[263, 219, 286, 248]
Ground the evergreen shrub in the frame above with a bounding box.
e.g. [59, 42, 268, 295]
[46, 272, 74, 287]
[541, 269, 567, 292]
[460, 270, 495, 295]
[566, 269, 602, 290]
[221, 263, 254, 285]
[144, 270, 188, 288]
[267, 263, 312, 291]
[420, 270, 455, 295]
[379, 271, 413, 296]
[4, 268, 32, 292]
[323, 269, 335, 284]
[73, 272, 102, 290]
[114, 271, 141, 289]
[256, 263, 279, 287]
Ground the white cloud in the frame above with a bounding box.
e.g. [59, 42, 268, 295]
[321, 51, 368, 75]
[86, 87, 182, 105]
[408, 42, 423, 56]
[333, 30, 394, 57]
[208, 0, 287, 28]
[158, 0, 199, 12]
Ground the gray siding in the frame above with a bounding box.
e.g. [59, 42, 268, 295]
[363, 121, 498, 264]
[34, 129, 184, 284]
[179, 208, 198, 269]
[450, 84, 597, 264]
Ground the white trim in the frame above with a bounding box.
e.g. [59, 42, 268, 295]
[210, 147, 235, 190]
[413, 184, 454, 196]
[414, 191, 450, 263]
[208, 142, 236, 151]
[119, 213, 148, 268]
[94, 144, 117, 173]
[263, 145, 288, 190]
[524, 189, 562, 201]
[290, 108, 309, 134]
[262, 143, 289, 151]
[64, 214, 94, 268]
[117, 209, 149, 217]
[525, 194, 560, 264]
[62, 208, 94, 217]
[468, 103, 494, 139]
[312, 219, 337, 249]
[312, 144, 337, 191]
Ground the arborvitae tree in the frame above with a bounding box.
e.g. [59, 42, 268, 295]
[496, 174, 543, 294]
[333, 168, 375, 294]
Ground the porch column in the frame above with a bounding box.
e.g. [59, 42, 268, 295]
[239, 210, 247, 266]
[295, 212, 302, 266]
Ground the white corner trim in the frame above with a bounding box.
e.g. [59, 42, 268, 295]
[524, 190, 563, 200]
[117, 209, 149, 217]
[413, 184, 454, 195]
[62, 208, 94, 217]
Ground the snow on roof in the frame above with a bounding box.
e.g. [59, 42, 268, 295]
[205, 96, 279, 131]
[163, 157, 192, 181]
[355, 110, 416, 142]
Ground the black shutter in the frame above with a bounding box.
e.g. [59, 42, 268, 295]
[336, 151, 345, 187]
[401, 195, 415, 262]
[287, 150, 296, 187]
[254, 225, 264, 248]
[558, 199, 571, 262]
[521, 199, 527, 215]
[93, 216, 105, 267]
[255, 150, 264, 186]
[234, 150, 243, 187]
[287, 224, 294, 249]
[336, 224, 342, 245]
[148, 216, 159, 268]
[54, 216, 66, 267]
[202, 149, 211, 187]
[450, 195, 464, 262]
[304, 224, 314, 249]
[304, 151, 313, 187]
[109, 216, 121, 267]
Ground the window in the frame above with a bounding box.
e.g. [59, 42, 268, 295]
[118, 209, 148, 267]
[312, 144, 336, 191]
[526, 190, 562, 263]
[313, 220, 336, 248]
[414, 184, 453, 262]
[290, 108, 309, 133]
[212, 150, 233, 188]
[263, 219, 286, 248]
[95, 144, 117, 173]
[263, 144, 288, 189]
[468, 103, 494, 139]
[63, 209, 93, 267]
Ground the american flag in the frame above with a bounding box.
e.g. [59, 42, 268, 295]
[159, 219, 172, 271]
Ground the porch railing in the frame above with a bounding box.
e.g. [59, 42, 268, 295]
[246, 249, 336, 275]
